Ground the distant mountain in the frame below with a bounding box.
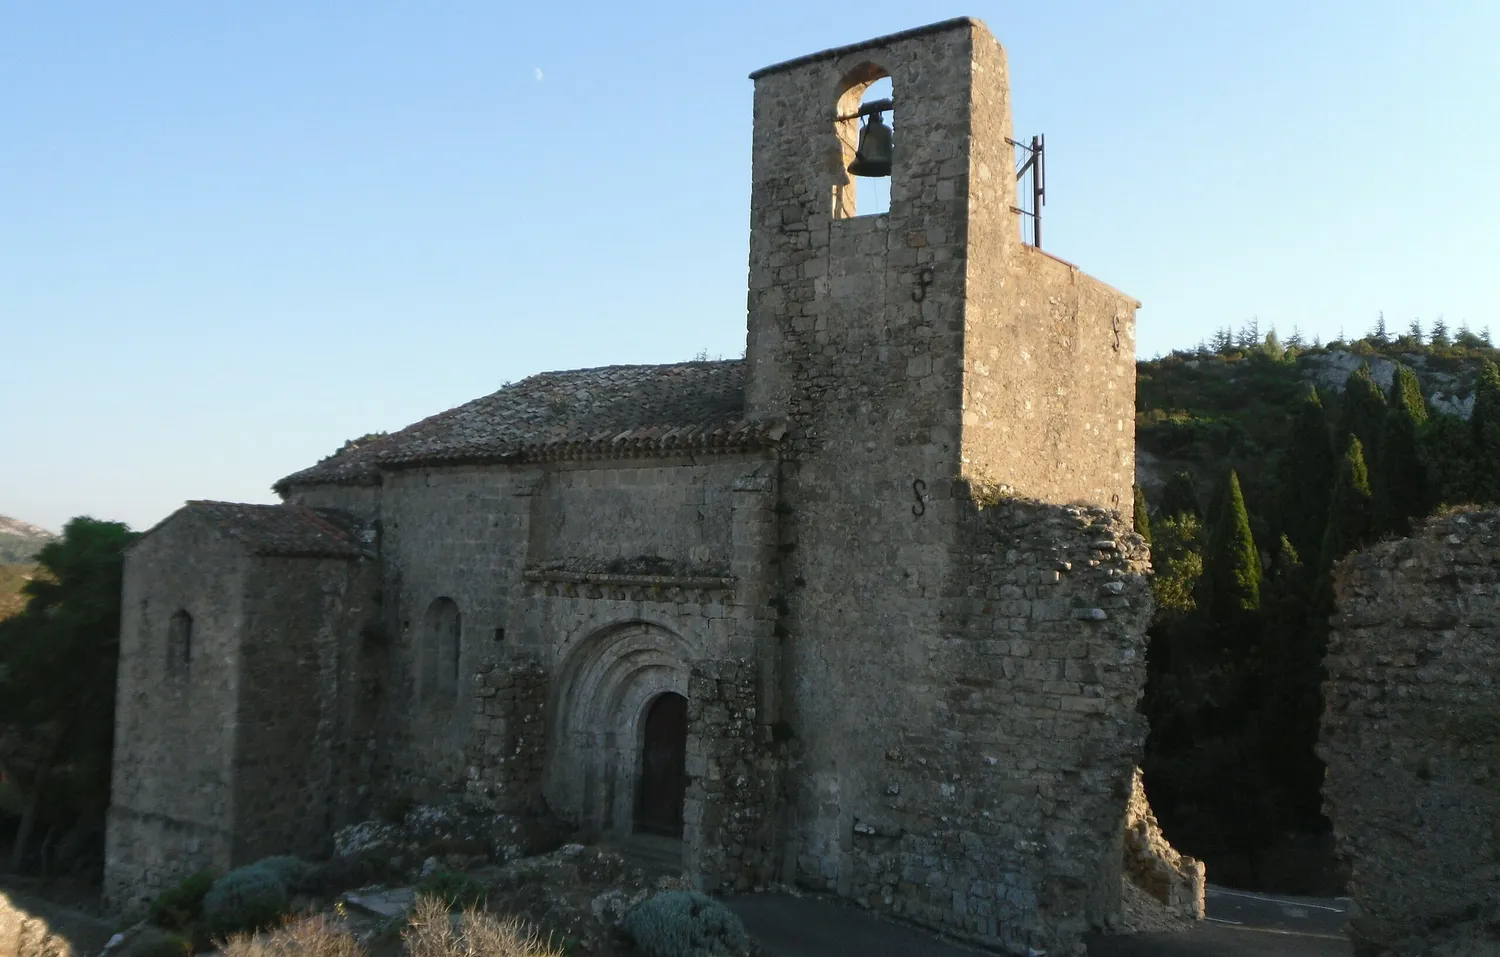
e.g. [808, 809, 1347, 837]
[0, 515, 57, 564]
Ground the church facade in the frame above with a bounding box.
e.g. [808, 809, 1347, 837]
[106, 18, 1152, 955]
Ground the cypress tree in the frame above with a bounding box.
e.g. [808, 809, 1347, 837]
[1159, 469, 1201, 521]
[1420, 412, 1476, 507]
[1338, 366, 1387, 474]
[1133, 485, 1152, 544]
[1379, 365, 1429, 535]
[1471, 360, 1500, 504]
[1320, 436, 1375, 574]
[1205, 469, 1261, 622]
[1276, 388, 1335, 563]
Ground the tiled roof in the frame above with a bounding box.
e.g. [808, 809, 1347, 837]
[275, 360, 780, 491]
[182, 501, 367, 558]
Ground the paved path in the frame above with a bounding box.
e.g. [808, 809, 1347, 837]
[729, 884, 1353, 957]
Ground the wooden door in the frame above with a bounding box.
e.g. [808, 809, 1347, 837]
[638, 692, 688, 837]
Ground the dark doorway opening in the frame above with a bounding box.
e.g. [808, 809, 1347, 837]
[637, 692, 688, 837]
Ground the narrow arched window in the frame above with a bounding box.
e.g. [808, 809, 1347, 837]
[833, 65, 893, 219]
[422, 597, 462, 701]
[167, 610, 193, 675]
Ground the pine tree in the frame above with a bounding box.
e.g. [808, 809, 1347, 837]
[1470, 360, 1500, 504]
[1263, 329, 1284, 361]
[1205, 469, 1261, 622]
[1133, 485, 1152, 544]
[1277, 388, 1335, 562]
[1379, 365, 1429, 535]
[1286, 326, 1304, 349]
[1371, 311, 1388, 343]
[1320, 436, 1375, 574]
[1160, 470, 1201, 520]
[1337, 365, 1387, 475]
[1407, 319, 1423, 345]
[1430, 316, 1450, 346]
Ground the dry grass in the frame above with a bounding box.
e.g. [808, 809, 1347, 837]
[221, 914, 363, 957]
[405, 895, 562, 957]
[216, 894, 559, 957]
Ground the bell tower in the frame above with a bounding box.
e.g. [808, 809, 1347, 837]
[741, 16, 1139, 895]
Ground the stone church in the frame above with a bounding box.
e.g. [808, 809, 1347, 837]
[106, 17, 1152, 955]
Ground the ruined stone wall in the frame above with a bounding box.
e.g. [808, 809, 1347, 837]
[105, 516, 248, 912]
[827, 499, 1151, 956]
[1320, 509, 1500, 957]
[685, 659, 782, 892]
[231, 555, 380, 863]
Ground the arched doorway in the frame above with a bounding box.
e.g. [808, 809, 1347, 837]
[637, 692, 688, 837]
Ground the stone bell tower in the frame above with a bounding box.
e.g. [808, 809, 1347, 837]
[740, 13, 1141, 928]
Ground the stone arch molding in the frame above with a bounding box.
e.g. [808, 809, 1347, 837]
[547, 620, 700, 840]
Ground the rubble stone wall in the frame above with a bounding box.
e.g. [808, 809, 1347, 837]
[466, 655, 549, 814]
[686, 659, 782, 892]
[842, 500, 1152, 956]
[1320, 509, 1500, 956]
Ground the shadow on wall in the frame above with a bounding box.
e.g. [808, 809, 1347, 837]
[0, 886, 115, 957]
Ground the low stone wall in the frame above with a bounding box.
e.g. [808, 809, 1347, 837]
[1319, 509, 1500, 956]
[465, 655, 548, 814]
[686, 658, 781, 892]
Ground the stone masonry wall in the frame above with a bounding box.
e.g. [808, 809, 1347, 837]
[105, 515, 249, 913]
[232, 554, 379, 863]
[685, 659, 781, 892]
[1319, 509, 1500, 957]
[466, 655, 548, 814]
[844, 499, 1152, 957]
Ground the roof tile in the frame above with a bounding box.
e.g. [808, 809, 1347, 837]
[276, 360, 777, 491]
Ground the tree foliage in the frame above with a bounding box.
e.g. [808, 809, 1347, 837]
[0, 516, 137, 873]
[1204, 470, 1261, 622]
[1133, 486, 1152, 545]
[1276, 389, 1334, 562]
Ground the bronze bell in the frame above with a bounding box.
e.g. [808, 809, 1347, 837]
[847, 111, 893, 178]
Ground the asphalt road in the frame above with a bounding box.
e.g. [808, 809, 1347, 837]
[729, 885, 1354, 957]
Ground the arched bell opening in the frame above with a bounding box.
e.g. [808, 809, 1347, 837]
[833, 63, 893, 219]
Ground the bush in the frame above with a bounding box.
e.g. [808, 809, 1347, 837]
[415, 870, 489, 910]
[147, 869, 217, 932]
[404, 895, 560, 957]
[201, 864, 291, 939]
[251, 856, 314, 894]
[622, 891, 751, 957]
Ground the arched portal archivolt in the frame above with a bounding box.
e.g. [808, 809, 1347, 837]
[546, 621, 698, 840]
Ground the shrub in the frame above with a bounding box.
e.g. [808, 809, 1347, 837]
[147, 869, 217, 932]
[622, 890, 751, 957]
[415, 870, 489, 910]
[251, 856, 314, 894]
[404, 895, 561, 957]
[201, 865, 291, 939]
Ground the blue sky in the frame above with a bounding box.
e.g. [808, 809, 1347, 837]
[3, 1, 1497, 533]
